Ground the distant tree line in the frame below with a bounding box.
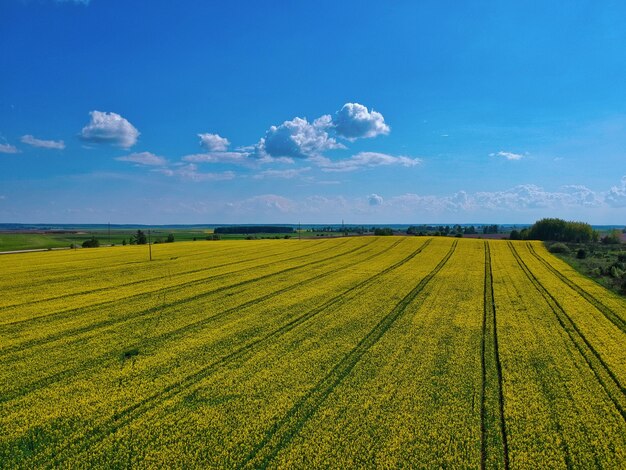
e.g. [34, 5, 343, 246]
[214, 226, 294, 234]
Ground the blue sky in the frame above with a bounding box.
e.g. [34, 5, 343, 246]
[1, 0, 626, 224]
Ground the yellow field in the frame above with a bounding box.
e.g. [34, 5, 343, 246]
[1, 237, 625, 468]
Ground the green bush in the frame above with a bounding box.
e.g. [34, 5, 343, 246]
[548, 242, 569, 254]
[82, 237, 100, 248]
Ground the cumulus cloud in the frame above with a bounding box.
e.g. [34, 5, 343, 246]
[253, 167, 311, 180]
[490, 151, 524, 161]
[182, 152, 249, 165]
[20, 135, 65, 150]
[318, 152, 421, 172]
[198, 133, 230, 151]
[606, 176, 626, 207]
[116, 151, 167, 166]
[333, 103, 390, 140]
[80, 111, 139, 148]
[259, 116, 344, 159]
[154, 163, 235, 182]
[368, 193, 384, 206]
[0, 143, 19, 154]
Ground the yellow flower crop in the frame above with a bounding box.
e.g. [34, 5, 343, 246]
[0, 237, 624, 468]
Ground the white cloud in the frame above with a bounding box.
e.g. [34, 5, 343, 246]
[606, 176, 626, 207]
[80, 111, 139, 148]
[259, 116, 344, 159]
[154, 163, 235, 182]
[253, 167, 311, 180]
[318, 152, 421, 172]
[368, 193, 384, 206]
[227, 194, 297, 214]
[198, 133, 230, 151]
[333, 103, 390, 140]
[182, 151, 249, 165]
[490, 151, 524, 161]
[0, 143, 19, 154]
[116, 151, 167, 166]
[20, 135, 65, 150]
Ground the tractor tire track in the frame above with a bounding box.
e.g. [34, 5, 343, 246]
[508, 242, 626, 421]
[480, 241, 509, 470]
[34, 239, 434, 468]
[239, 240, 457, 469]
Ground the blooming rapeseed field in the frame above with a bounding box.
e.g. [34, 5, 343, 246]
[1, 237, 624, 468]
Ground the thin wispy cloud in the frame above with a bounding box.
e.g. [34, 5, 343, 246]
[318, 152, 421, 172]
[154, 163, 235, 182]
[490, 151, 524, 161]
[253, 167, 311, 180]
[0, 143, 19, 154]
[182, 152, 249, 165]
[21, 135, 65, 150]
[116, 151, 167, 166]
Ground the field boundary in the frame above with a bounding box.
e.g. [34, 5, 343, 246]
[525, 242, 626, 333]
[508, 242, 626, 422]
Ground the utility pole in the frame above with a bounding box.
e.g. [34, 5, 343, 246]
[108, 222, 111, 246]
[148, 229, 152, 261]
[298, 222, 301, 240]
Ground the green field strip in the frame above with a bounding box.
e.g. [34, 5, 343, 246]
[0, 238, 410, 403]
[481, 241, 509, 470]
[14, 239, 438, 467]
[526, 242, 626, 333]
[239, 241, 458, 469]
[0, 238, 344, 315]
[508, 242, 626, 421]
[0, 237, 360, 327]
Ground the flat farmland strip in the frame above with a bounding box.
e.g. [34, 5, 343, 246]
[0, 238, 362, 330]
[491, 241, 626, 468]
[0, 237, 395, 400]
[259, 238, 482, 469]
[0, 237, 376, 353]
[49, 238, 453, 468]
[4, 237, 438, 467]
[0, 238, 349, 320]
